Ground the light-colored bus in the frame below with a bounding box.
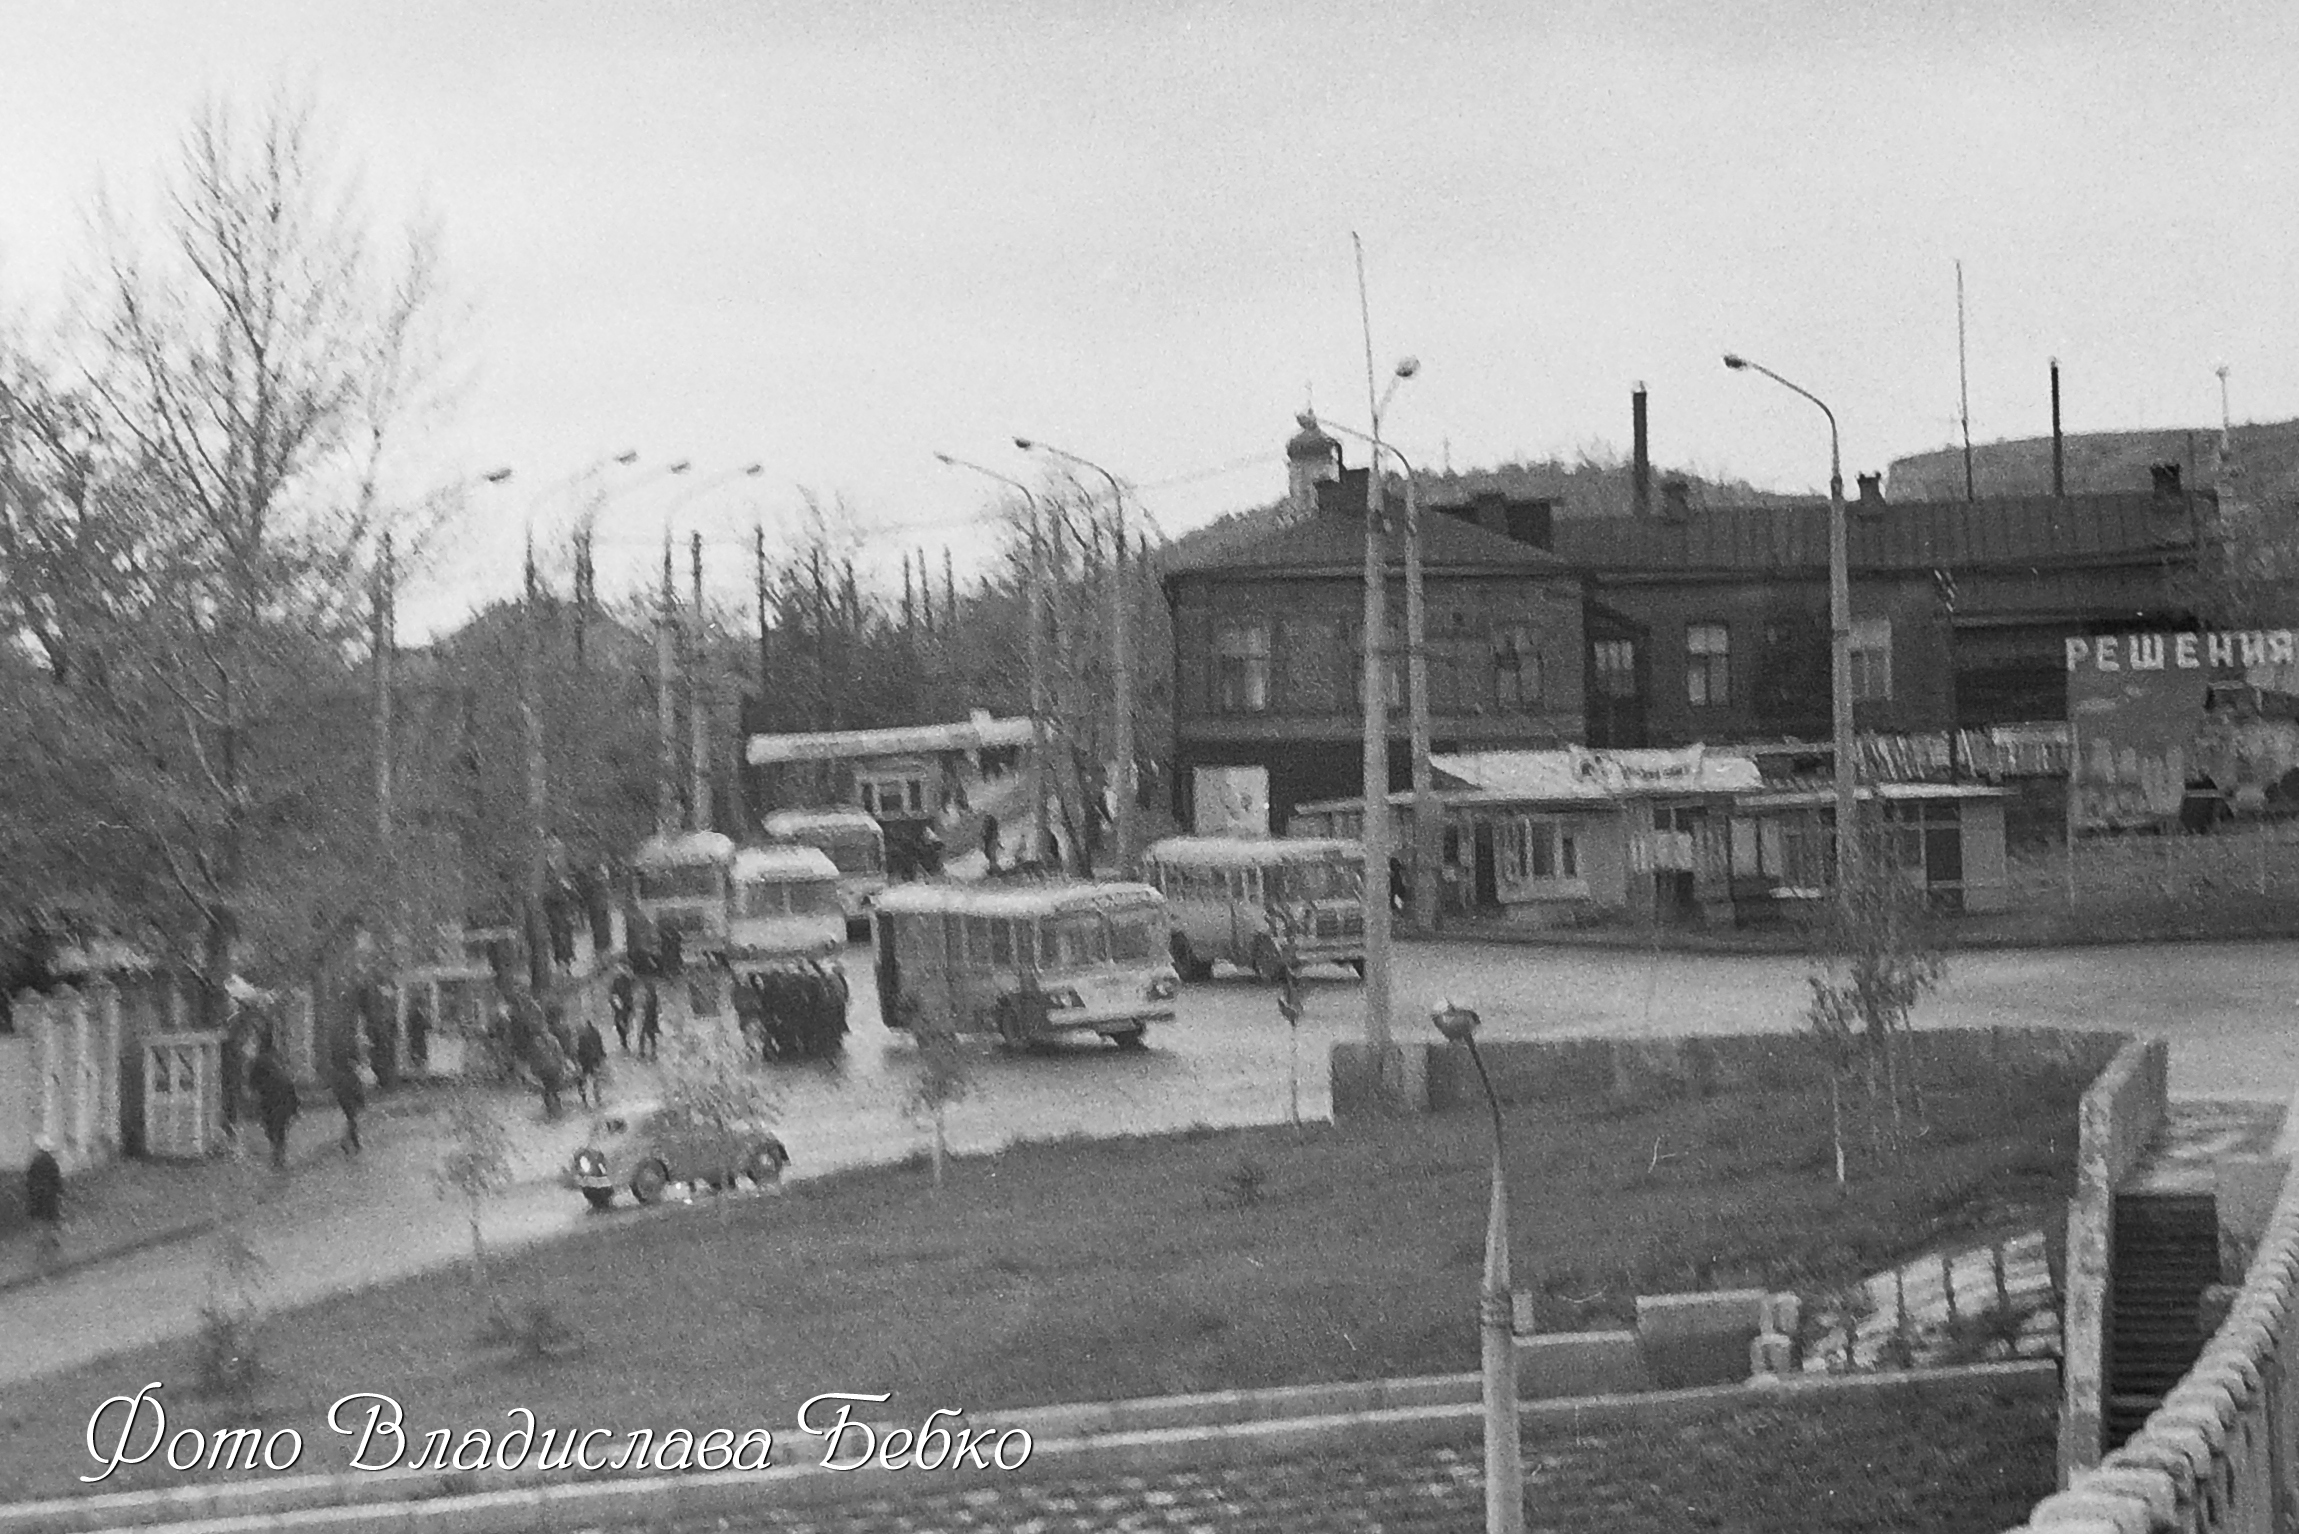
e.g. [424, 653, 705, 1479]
[631, 831, 737, 959]
[1139, 836, 1367, 983]
[762, 807, 888, 937]
[725, 845, 845, 976]
[871, 880, 1178, 1050]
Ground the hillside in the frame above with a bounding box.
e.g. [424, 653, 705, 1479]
[1890, 419, 2299, 501]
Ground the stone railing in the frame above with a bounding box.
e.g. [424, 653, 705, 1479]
[2005, 1152, 2299, 1533]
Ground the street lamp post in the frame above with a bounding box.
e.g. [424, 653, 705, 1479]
[936, 452, 1054, 867]
[1016, 439, 1134, 876]
[1724, 355, 1857, 891]
[1432, 1001, 1523, 1534]
[1317, 413, 1435, 938]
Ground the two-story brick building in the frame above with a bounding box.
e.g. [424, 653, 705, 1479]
[1161, 417, 1586, 831]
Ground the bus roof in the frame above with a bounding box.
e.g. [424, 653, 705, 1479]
[872, 879, 1164, 919]
[763, 808, 883, 837]
[633, 831, 737, 867]
[731, 845, 841, 881]
[1141, 835, 1364, 867]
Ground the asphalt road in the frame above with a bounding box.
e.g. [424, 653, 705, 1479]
[2, 936, 2290, 1387]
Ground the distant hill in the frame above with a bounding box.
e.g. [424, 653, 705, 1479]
[1889, 420, 2299, 502]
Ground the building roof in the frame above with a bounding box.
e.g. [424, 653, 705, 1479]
[1140, 836, 1365, 867]
[1552, 492, 2198, 575]
[745, 714, 1036, 766]
[1160, 488, 1569, 580]
[762, 808, 883, 837]
[1735, 783, 2012, 807]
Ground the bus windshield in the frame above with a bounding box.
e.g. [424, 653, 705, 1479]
[1040, 913, 1110, 969]
[637, 864, 722, 901]
[739, 879, 840, 918]
[1107, 906, 1164, 963]
[818, 836, 883, 875]
[1272, 860, 1363, 902]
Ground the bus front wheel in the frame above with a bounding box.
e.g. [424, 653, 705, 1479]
[1251, 938, 1289, 987]
[1111, 1027, 1148, 1052]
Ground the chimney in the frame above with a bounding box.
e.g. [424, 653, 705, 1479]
[1631, 383, 1651, 518]
[2149, 462, 2183, 499]
[1315, 466, 1371, 520]
[1856, 473, 1884, 506]
[1660, 476, 1691, 520]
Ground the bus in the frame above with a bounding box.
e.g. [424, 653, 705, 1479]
[631, 831, 737, 962]
[725, 845, 845, 971]
[871, 880, 1178, 1050]
[1138, 836, 1367, 983]
[761, 808, 888, 938]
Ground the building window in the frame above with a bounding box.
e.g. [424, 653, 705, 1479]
[1492, 625, 1543, 709]
[1687, 623, 1730, 707]
[1499, 817, 1579, 886]
[1850, 617, 1892, 701]
[1215, 621, 1271, 713]
[1278, 618, 1342, 712]
[1593, 639, 1638, 699]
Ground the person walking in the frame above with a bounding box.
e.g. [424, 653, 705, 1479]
[609, 966, 635, 1052]
[574, 1015, 607, 1108]
[980, 812, 1001, 873]
[24, 1136, 63, 1276]
[247, 1040, 300, 1171]
[328, 1046, 366, 1156]
[638, 980, 662, 1062]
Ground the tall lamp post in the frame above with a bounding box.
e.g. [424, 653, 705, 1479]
[1432, 1000, 1522, 1534]
[1724, 354, 1857, 891]
[936, 452, 1054, 867]
[1016, 438, 1134, 875]
[1316, 405, 1435, 936]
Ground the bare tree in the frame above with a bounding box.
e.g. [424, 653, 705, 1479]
[0, 93, 450, 1014]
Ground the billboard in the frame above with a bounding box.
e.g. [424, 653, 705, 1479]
[2067, 629, 2299, 830]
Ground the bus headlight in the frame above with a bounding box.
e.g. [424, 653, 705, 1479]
[1147, 974, 1179, 1001]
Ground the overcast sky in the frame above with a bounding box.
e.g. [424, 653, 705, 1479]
[5, 0, 2295, 638]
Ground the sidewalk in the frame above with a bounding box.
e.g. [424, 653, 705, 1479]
[0, 1082, 555, 1298]
[1416, 907, 2299, 956]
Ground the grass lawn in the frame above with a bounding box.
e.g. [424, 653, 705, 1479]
[0, 1058, 2082, 1505]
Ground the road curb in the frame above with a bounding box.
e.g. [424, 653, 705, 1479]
[1405, 919, 2299, 957]
[0, 1361, 2055, 1534]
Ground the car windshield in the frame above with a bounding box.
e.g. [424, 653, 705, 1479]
[740, 879, 839, 918]
[815, 835, 882, 874]
[1273, 860, 1363, 902]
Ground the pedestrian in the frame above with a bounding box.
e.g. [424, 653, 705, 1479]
[24, 1135, 63, 1275]
[659, 925, 684, 980]
[247, 1039, 300, 1171]
[575, 1015, 607, 1107]
[980, 812, 1001, 872]
[532, 1028, 571, 1120]
[328, 1045, 366, 1156]
[609, 966, 635, 1052]
[406, 996, 431, 1074]
[638, 980, 662, 1061]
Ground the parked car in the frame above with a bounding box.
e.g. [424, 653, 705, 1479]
[563, 1103, 790, 1209]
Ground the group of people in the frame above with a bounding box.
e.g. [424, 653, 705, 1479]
[730, 961, 849, 1060]
[490, 985, 609, 1119]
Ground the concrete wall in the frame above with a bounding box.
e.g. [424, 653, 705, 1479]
[1334, 1027, 2132, 1118]
[2010, 1148, 2299, 1533]
[2055, 1036, 2172, 1483]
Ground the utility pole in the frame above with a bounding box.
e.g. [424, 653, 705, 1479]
[656, 534, 678, 836]
[690, 531, 710, 832]
[755, 524, 773, 695]
[1957, 260, 1975, 502]
[373, 530, 395, 858]
[1353, 232, 1396, 1061]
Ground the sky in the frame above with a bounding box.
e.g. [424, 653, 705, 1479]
[4, 0, 2296, 639]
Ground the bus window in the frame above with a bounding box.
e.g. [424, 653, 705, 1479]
[943, 913, 967, 964]
[987, 919, 1015, 966]
[1108, 907, 1162, 963]
[1273, 860, 1363, 902]
[638, 864, 720, 901]
[1042, 913, 1110, 969]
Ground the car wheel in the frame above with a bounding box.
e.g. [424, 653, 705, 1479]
[1111, 1027, 1148, 1052]
[1252, 938, 1289, 987]
[746, 1143, 787, 1187]
[1348, 958, 1367, 979]
[630, 1159, 670, 1205]
[581, 1187, 614, 1211]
